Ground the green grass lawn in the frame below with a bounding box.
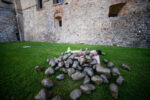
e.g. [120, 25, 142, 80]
[0, 42, 150, 100]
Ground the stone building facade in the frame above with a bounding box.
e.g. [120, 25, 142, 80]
[0, 0, 18, 42]
[0, 0, 150, 48]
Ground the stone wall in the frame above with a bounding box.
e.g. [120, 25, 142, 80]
[20, 0, 150, 48]
[0, 0, 18, 42]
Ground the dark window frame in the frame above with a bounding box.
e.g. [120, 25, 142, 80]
[53, 0, 63, 5]
[37, 0, 43, 10]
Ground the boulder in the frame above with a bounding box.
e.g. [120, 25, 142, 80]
[83, 75, 90, 84]
[41, 78, 54, 88]
[96, 65, 111, 75]
[84, 67, 94, 77]
[60, 68, 67, 73]
[58, 62, 64, 68]
[78, 58, 85, 65]
[55, 67, 60, 71]
[35, 88, 51, 100]
[109, 83, 118, 99]
[71, 72, 85, 80]
[45, 67, 55, 76]
[49, 59, 56, 67]
[121, 64, 131, 71]
[35, 66, 42, 71]
[103, 59, 108, 64]
[100, 74, 109, 83]
[64, 61, 70, 68]
[85, 55, 92, 63]
[51, 96, 61, 100]
[56, 74, 64, 80]
[70, 89, 82, 100]
[69, 53, 78, 59]
[63, 54, 69, 60]
[72, 61, 79, 69]
[107, 62, 114, 68]
[66, 58, 73, 65]
[80, 84, 95, 94]
[58, 56, 63, 62]
[89, 53, 94, 57]
[90, 59, 97, 65]
[54, 58, 58, 64]
[91, 75, 103, 85]
[67, 68, 75, 77]
[112, 67, 120, 77]
[116, 76, 124, 85]
[76, 66, 82, 71]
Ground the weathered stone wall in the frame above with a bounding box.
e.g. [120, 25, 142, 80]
[0, 0, 18, 42]
[20, 0, 150, 48]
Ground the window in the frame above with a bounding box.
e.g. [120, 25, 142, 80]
[37, 0, 43, 9]
[55, 16, 62, 27]
[109, 3, 126, 17]
[53, 0, 63, 4]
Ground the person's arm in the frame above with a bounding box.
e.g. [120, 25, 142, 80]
[95, 55, 101, 65]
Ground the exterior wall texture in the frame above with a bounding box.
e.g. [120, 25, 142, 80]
[1, 0, 150, 48]
[0, 0, 18, 42]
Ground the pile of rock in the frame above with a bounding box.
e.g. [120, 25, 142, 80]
[35, 49, 130, 100]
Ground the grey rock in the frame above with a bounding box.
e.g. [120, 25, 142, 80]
[56, 74, 64, 80]
[78, 57, 85, 65]
[85, 55, 92, 63]
[100, 74, 109, 83]
[41, 78, 54, 88]
[96, 65, 111, 75]
[58, 56, 63, 62]
[58, 62, 64, 68]
[90, 59, 97, 65]
[103, 59, 108, 64]
[70, 89, 82, 100]
[35, 88, 51, 100]
[51, 96, 61, 100]
[89, 53, 94, 57]
[112, 67, 120, 77]
[84, 67, 94, 77]
[109, 83, 118, 99]
[63, 54, 69, 60]
[61, 52, 64, 56]
[80, 84, 95, 94]
[91, 75, 103, 85]
[65, 61, 70, 68]
[60, 68, 68, 73]
[107, 62, 114, 68]
[121, 64, 131, 71]
[54, 57, 58, 64]
[83, 63, 89, 67]
[92, 65, 96, 69]
[68, 68, 75, 77]
[49, 59, 56, 67]
[35, 66, 42, 71]
[116, 76, 124, 85]
[83, 75, 90, 84]
[71, 72, 85, 80]
[45, 67, 55, 76]
[72, 61, 79, 69]
[69, 53, 78, 59]
[66, 58, 73, 65]
[55, 66, 60, 71]
[76, 66, 82, 71]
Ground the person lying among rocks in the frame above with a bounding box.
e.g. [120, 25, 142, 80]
[71, 49, 102, 65]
